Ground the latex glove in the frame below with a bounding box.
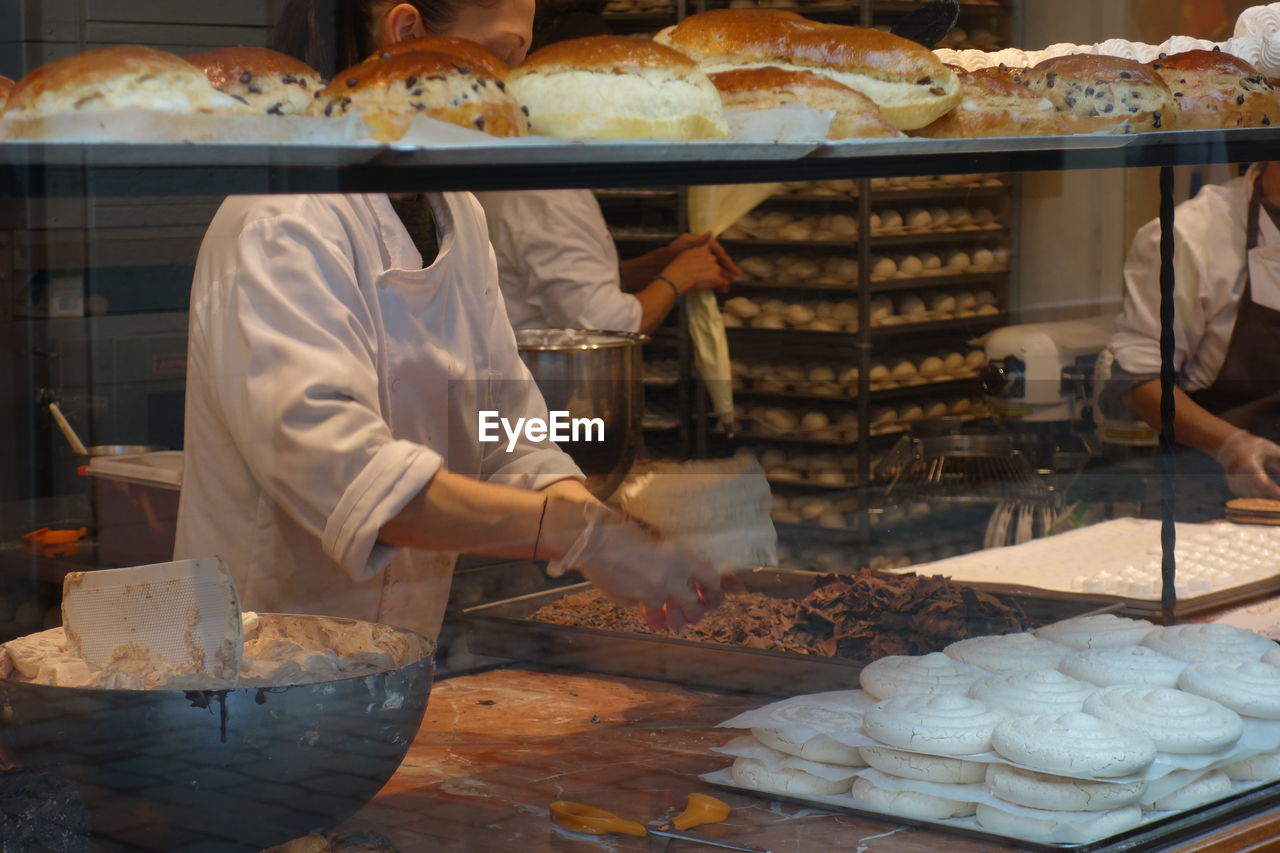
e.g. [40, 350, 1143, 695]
[1213, 429, 1280, 500]
[547, 502, 727, 631]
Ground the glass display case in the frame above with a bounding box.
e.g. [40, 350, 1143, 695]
[3, 1, 1280, 851]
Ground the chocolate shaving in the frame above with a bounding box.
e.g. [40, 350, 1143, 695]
[531, 570, 1028, 662]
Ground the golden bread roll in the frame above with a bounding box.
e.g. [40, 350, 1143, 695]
[362, 36, 513, 82]
[4, 45, 252, 118]
[709, 67, 903, 138]
[655, 9, 962, 130]
[1151, 49, 1280, 130]
[187, 47, 325, 115]
[509, 35, 728, 139]
[0, 76, 13, 111]
[916, 68, 1069, 137]
[315, 51, 527, 141]
[1021, 54, 1177, 134]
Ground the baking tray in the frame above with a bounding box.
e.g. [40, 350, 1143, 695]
[963, 575, 1280, 622]
[459, 568, 1103, 696]
[704, 773, 1280, 853]
[6, 126, 1280, 198]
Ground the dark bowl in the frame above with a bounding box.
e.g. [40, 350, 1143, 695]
[0, 614, 435, 851]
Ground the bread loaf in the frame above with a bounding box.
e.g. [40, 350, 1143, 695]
[187, 47, 325, 115]
[510, 36, 728, 139]
[5, 45, 251, 118]
[316, 51, 526, 141]
[710, 67, 902, 138]
[0, 75, 16, 112]
[1152, 49, 1280, 130]
[655, 9, 962, 130]
[1021, 54, 1178, 134]
[916, 68, 1068, 137]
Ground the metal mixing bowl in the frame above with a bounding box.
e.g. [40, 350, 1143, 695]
[0, 614, 435, 851]
[517, 330, 647, 500]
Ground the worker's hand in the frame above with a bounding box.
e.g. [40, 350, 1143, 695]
[666, 232, 712, 254]
[545, 500, 728, 631]
[663, 246, 734, 295]
[705, 237, 743, 283]
[1213, 429, 1280, 500]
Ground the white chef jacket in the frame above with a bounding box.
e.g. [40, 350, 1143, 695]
[1111, 164, 1280, 392]
[175, 191, 582, 641]
[474, 189, 643, 332]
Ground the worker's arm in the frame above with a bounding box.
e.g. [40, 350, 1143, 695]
[620, 234, 742, 294]
[631, 246, 734, 334]
[1127, 380, 1280, 499]
[1126, 381, 1238, 457]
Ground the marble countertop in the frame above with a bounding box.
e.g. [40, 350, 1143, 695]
[337, 667, 1280, 853]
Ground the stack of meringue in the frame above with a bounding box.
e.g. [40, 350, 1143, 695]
[708, 613, 1280, 845]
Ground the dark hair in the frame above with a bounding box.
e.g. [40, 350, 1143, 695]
[271, 0, 468, 78]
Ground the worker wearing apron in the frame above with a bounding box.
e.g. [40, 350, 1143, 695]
[1108, 163, 1280, 511]
[177, 0, 729, 643]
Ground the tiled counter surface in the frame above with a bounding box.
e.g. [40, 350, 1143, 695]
[338, 667, 1280, 853]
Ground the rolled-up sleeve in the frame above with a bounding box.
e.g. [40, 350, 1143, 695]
[197, 213, 442, 581]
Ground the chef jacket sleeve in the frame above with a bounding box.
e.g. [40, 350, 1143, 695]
[489, 194, 643, 333]
[1109, 216, 1210, 384]
[197, 212, 442, 582]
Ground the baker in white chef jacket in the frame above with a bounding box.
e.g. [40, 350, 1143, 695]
[175, 0, 729, 643]
[1107, 162, 1280, 501]
[474, 190, 740, 334]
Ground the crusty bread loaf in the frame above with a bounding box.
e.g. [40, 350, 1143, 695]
[187, 47, 325, 116]
[362, 36, 512, 82]
[1152, 49, 1280, 130]
[654, 9, 962, 130]
[509, 36, 728, 139]
[4, 46, 251, 117]
[0, 76, 13, 111]
[1021, 54, 1178, 134]
[915, 68, 1068, 137]
[314, 51, 528, 141]
[710, 67, 903, 138]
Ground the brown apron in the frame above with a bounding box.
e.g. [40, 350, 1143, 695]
[1189, 177, 1280, 444]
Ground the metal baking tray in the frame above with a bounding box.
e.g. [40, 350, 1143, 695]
[459, 568, 1102, 696]
[705, 774, 1280, 853]
[5, 127, 1280, 198]
[960, 573, 1280, 622]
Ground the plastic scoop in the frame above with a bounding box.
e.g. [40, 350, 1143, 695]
[666, 793, 732, 831]
[550, 795, 768, 852]
[61, 557, 244, 683]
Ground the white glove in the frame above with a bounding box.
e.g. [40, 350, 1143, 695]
[548, 501, 726, 631]
[1214, 429, 1280, 500]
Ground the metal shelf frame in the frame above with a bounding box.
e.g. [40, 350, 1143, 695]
[3, 128, 1279, 198]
